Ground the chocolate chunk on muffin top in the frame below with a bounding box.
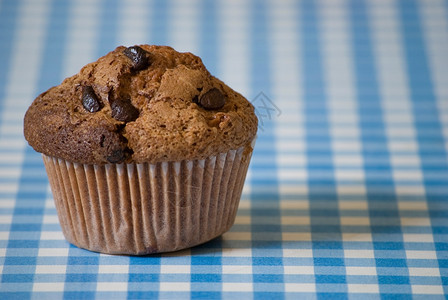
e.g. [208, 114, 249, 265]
[24, 45, 258, 164]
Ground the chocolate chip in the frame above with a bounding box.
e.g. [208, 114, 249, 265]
[123, 46, 150, 71]
[106, 149, 125, 163]
[82, 86, 102, 113]
[110, 98, 139, 123]
[198, 88, 226, 110]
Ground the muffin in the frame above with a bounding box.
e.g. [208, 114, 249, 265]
[24, 45, 257, 255]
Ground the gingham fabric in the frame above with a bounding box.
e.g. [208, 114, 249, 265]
[1, 0, 447, 299]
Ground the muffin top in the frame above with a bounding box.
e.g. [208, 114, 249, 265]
[24, 45, 258, 164]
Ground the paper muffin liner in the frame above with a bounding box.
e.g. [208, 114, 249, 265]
[42, 142, 254, 255]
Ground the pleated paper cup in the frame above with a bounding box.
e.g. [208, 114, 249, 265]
[42, 141, 254, 255]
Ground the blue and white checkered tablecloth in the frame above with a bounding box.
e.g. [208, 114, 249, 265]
[1, 0, 448, 299]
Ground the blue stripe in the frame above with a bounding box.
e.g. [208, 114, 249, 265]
[191, 254, 222, 296]
[37, 0, 71, 91]
[301, 0, 346, 293]
[0, 0, 70, 290]
[16, 0, 93, 295]
[349, 0, 409, 295]
[128, 246, 160, 298]
[398, 0, 447, 293]
[0, 0, 21, 126]
[65, 247, 99, 297]
[249, 2, 277, 190]
[149, 0, 168, 45]
[443, 0, 448, 25]
[199, 0, 218, 75]
[249, 0, 283, 294]
[97, 0, 120, 56]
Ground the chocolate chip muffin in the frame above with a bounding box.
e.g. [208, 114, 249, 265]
[24, 45, 257, 255]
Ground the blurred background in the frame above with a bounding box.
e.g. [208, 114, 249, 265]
[1, 0, 448, 298]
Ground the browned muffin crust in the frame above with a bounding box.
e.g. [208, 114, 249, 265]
[24, 45, 258, 164]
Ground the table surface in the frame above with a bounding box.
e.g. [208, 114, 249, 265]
[1, 0, 448, 299]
